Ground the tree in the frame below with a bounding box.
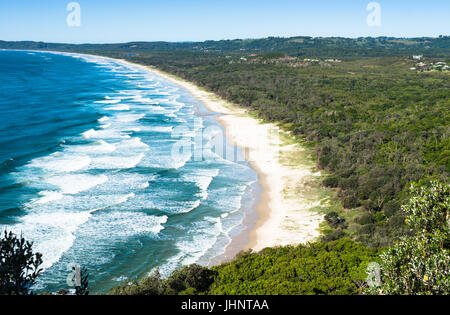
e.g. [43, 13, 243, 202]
[0, 230, 43, 295]
[167, 264, 217, 294]
[367, 181, 450, 295]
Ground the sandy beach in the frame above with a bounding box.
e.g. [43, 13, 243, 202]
[114, 59, 324, 255]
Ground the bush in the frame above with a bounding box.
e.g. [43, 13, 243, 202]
[110, 265, 216, 295]
[210, 239, 378, 295]
[343, 195, 361, 209]
[0, 230, 43, 295]
[325, 212, 346, 228]
[356, 213, 375, 225]
[323, 176, 340, 188]
[367, 181, 450, 295]
[321, 229, 346, 243]
[167, 265, 217, 294]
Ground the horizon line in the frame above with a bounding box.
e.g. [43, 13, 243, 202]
[1, 34, 449, 46]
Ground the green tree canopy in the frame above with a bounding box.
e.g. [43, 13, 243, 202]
[367, 181, 449, 295]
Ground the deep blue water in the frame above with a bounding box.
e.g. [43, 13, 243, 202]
[0, 51, 258, 293]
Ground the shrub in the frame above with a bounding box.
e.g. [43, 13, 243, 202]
[366, 181, 450, 295]
[0, 230, 43, 295]
[167, 265, 217, 294]
[325, 212, 346, 228]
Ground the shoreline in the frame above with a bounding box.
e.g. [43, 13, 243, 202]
[114, 59, 324, 254]
[7, 50, 324, 262]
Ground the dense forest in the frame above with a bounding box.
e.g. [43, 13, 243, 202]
[1, 36, 448, 294]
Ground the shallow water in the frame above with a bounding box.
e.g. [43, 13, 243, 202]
[0, 51, 258, 293]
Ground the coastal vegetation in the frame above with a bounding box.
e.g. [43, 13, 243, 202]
[122, 53, 449, 248]
[110, 238, 379, 295]
[366, 181, 449, 295]
[0, 231, 43, 295]
[0, 36, 449, 295]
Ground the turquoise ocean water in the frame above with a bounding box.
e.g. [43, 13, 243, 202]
[0, 51, 259, 293]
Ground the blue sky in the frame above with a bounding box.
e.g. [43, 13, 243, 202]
[0, 0, 449, 43]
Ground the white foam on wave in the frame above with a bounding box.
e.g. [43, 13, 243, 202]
[82, 129, 98, 139]
[151, 90, 171, 96]
[95, 99, 122, 104]
[160, 95, 185, 108]
[170, 153, 193, 170]
[116, 193, 136, 205]
[116, 113, 146, 122]
[68, 140, 116, 154]
[16, 190, 142, 271]
[98, 116, 110, 123]
[140, 182, 150, 189]
[28, 153, 91, 173]
[131, 96, 159, 104]
[90, 173, 153, 196]
[82, 128, 129, 140]
[105, 104, 130, 111]
[140, 138, 193, 170]
[116, 137, 150, 151]
[185, 169, 220, 200]
[158, 217, 223, 277]
[6, 211, 92, 270]
[89, 153, 145, 170]
[46, 174, 108, 195]
[98, 212, 168, 236]
[35, 191, 64, 204]
[150, 126, 173, 133]
[122, 127, 141, 132]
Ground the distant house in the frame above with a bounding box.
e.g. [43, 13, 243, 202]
[413, 55, 423, 60]
[304, 58, 319, 62]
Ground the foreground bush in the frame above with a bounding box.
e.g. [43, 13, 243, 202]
[367, 181, 450, 295]
[210, 239, 378, 295]
[110, 239, 378, 295]
[109, 265, 216, 295]
[0, 230, 43, 295]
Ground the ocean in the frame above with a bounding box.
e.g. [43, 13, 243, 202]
[0, 50, 259, 293]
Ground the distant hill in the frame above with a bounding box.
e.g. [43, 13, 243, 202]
[1, 36, 450, 58]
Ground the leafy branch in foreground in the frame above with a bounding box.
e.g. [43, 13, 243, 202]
[367, 181, 450, 295]
[0, 230, 43, 295]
